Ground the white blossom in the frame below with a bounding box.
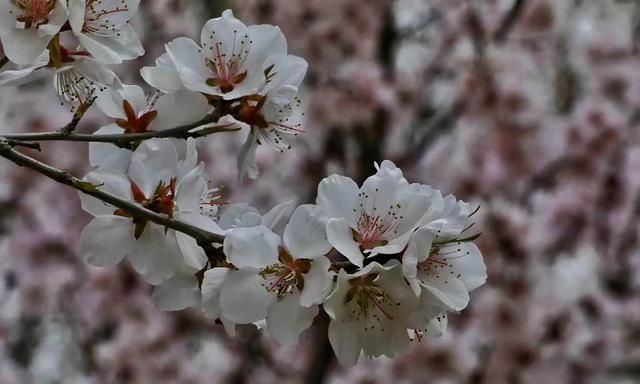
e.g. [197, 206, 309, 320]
[323, 261, 419, 366]
[316, 160, 434, 267]
[67, 0, 144, 64]
[164, 9, 289, 100]
[217, 205, 333, 345]
[0, 0, 68, 65]
[79, 138, 222, 284]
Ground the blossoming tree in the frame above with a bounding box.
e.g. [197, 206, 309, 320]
[0, 1, 486, 366]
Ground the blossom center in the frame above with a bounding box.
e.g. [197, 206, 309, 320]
[259, 249, 311, 298]
[114, 179, 177, 238]
[345, 275, 397, 323]
[11, 0, 55, 29]
[203, 31, 252, 93]
[352, 193, 405, 251]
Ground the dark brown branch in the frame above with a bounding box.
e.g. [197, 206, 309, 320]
[0, 139, 225, 249]
[493, 0, 527, 43]
[0, 114, 239, 146]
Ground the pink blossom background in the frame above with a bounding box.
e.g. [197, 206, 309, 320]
[2, 0, 640, 383]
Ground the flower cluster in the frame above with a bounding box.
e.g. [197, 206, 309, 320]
[0, 5, 487, 367]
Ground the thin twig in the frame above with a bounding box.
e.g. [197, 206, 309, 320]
[0, 139, 225, 249]
[58, 98, 95, 135]
[3, 139, 41, 151]
[0, 114, 239, 146]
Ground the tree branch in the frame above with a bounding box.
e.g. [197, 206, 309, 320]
[0, 114, 239, 146]
[493, 0, 527, 42]
[0, 139, 225, 249]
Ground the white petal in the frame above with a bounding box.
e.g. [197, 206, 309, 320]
[218, 203, 260, 230]
[84, 23, 144, 63]
[1, 29, 51, 65]
[284, 205, 331, 259]
[129, 224, 182, 284]
[328, 319, 362, 367]
[128, 138, 179, 196]
[262, 55, 308, 105]
[95, 86, 126, 119]
[89, 125, 131, 172]
[68, 0, 93, 29]
[421, 273, 469, 311]
[402, 227, 434, 288]
[201, 267, 230, 319]
[165, 37, 214, 95]
[80, 216, 134, 267]
[77, 32, 123, 65]
[151, 272, 200, 311]
[326, 218, 364, 267]
[152, 90, 210, 130]
[80, 168, 132, 216]
[300, 256, 333, 307]
[359, 161, 410, 230]
[176, 166, 206, 212]
[261, 199, 296, 233]
[141, 53, 182, 93]
[176, 231, 207, 271]
[0, 2, 16, 34]
[316, 174, 359, 226]
[435, 242, 487, 292]
[266, 292, 318, 346]
[246, 24, 287, 69]
[237, 132, 260, 181]
[219, 268, 274, 323]
[200, 10, 248, 59]
[223, 226, 280, 269]
[0, 51, 49, 85]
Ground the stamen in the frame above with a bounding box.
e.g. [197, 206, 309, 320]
[83, 0, 130, 36]
[10, 0, 55, 29]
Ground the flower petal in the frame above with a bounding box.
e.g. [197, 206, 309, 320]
[88, 125, 131, 172]
[201, 267, 230, 319]
[316, 174, 359, 227]
[80, 168, 132, 216]
[152, 90, 210, 130]
[266, 292, 318, 346]
[284, 205, 331, 259]
[128, 224, 182, 285]
[80, 216, 134, 267]
[1, 29, 51, 65]
[237, 131, 260, 181]
[129, 138, 179, 197]
[326, 218, 364, 267]
[300, 256, 333, 307]
[141, 53, 183, 93]
[328, 319, 362, 367]
[261, 199, 296, 234]
[219, 268, 274, 323]
[151, 272, 201, 311]
[223, 226, 280, 269]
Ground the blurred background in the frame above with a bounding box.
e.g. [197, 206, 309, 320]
[2, 0, 640, 382]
